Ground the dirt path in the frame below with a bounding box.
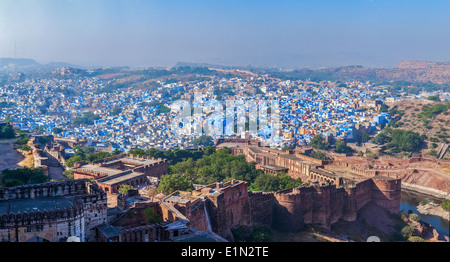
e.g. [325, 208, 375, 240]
[0, 138, 25, 172]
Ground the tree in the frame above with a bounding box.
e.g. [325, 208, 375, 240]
[72, 111, 100, 126]
[111, 107, 122, 116]
[253, 173, 280, 192]
[361, 130, 370, 143]
[2, 167, 48, 186]
[20, 144, 31, 151]
[401, 225, 415, 239]
[372, 130, 392, 145]
[156, 105, 171, 115]
[427, 95, 440, 102]
[63, 169, 74, 179]
[16, 136, 29, 145]
[248, 226, 273, 242]
[144, 207, 162, 225]
[193, 135, 214, 147]
[309, 150, 328, 160]
[157, 174, 192, 195]
[52, 127, 63, 134]
[335, 140, 354, 154]
[0, 124, 15, 138]
[118, 184, 134, 195]
[308, 134, 330, 150]
[66, 155, 83, 167]
[379, 103, 389, 113]
[112, 148, 122, 155]
[441, 199, 450, 212]
[204, 146, 215, 156]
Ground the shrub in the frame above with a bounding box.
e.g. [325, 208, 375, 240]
[401, 225, 415, 239]
[441, 199, 450, 212]
[144, 207, 162, 225]
[419, 199, 429, 205]
[409, 213, 421, 222]
[20, 144, 31, 151]
[408, 236, 426, 242]
[118, 184, 134, 195]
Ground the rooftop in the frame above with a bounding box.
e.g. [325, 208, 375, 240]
[77, 164, 124, 176]
[97, 171, 146, 186]
[103, 156, 160, 166]
[0, 196, 75, 214]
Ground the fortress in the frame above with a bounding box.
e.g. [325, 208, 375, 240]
[0, 138, 402, 242]
[159, 176, 400, 241]
[0, 179, 107, 242]
[72, 154, 168, 194]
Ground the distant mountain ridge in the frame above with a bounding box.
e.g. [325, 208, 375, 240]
[339, 61, 450, 84]
[1, 58, 450, 84]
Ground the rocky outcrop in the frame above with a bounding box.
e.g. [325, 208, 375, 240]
[417, 203, 450, 221]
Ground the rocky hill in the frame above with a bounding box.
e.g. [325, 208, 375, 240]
[377, 61, 450, 84]
[268, 61, 450, 84]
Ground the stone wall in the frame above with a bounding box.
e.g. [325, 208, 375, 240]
[205, 181, 251, 241]
[222, 177, 401, 235]
[0, 179, 107, 242]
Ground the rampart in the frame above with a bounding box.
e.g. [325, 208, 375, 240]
[0, 179, 107, 242]
[246, 176, 400, 232]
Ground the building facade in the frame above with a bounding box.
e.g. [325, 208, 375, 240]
[0, 179, 107, 242]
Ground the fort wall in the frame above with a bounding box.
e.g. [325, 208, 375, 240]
[0, 179, 107, 242]
[214, 177, 401, 235]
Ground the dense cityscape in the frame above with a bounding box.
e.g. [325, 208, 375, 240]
[1, 67, 403, 154]
[0, 2, 449, 257]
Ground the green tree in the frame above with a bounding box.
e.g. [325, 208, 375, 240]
[20, 144, 31, 151]
[193, 135, 215, 147]
[118, 184, 134, 195]
[427, 95, 440, 102]
[52, 127, 63, 134]
[248, 226, 273, 242]
[63, 169, 74, 179]
[401, 225, 415, 239]
[0, 124, 15, 138]
[308, 134, 330, 150]
[441, 199, 450, 212]
[112, 148, 122, 155]
[157, 174, 192, 195]
[335, 140, 354, 154]
[111, 106, 122, 116]
[72, 111, 101, 126]
[144, 207, 162, 225]
[204, 146, 215, 156]
[309, 150, 328, 160]
[380, 103, 389, 113]
[408, 236, 426, 242]
[2, 167, 48, 186]
[253, 173, 280, 192]
[66, 155, 83, 167]
[15, 136, 29, 145]
[372, 130, 392, 145]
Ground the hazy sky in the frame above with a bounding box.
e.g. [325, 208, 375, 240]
[1, 0, 450, 68]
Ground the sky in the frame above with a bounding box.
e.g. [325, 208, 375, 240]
[1, 0, 450, 69]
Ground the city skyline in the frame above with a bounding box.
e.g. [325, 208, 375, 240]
[1, 0, 450, 69]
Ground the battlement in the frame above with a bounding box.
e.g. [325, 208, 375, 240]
[0, 179, 107, 242]
[0, 179, 94, 201]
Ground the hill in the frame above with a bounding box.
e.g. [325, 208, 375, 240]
[265, 61, 450, 84]
[384, 99, 450, 158]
